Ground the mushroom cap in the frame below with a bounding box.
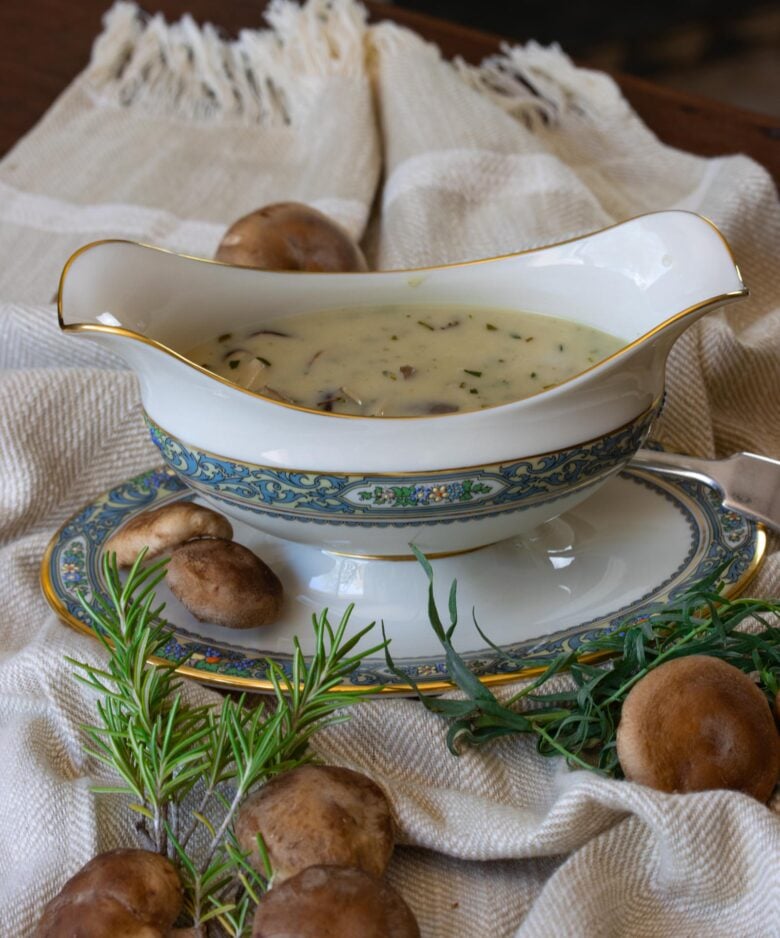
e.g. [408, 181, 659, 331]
[35, 849, 182, 937]
[235, 764, 395, 883]
[252, 865, 420, 938]
[167, 537, 283, 628]
[215, 202, 368, 272]
[105, 502, 233, 568]
[616, 655, 780, 802]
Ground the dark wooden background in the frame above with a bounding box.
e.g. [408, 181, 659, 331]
[1, 0, 778, 182]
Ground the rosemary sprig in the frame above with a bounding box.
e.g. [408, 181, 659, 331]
[70, 550, 385, 936]
[386, 548, 780, 777]
[68, 552, 211, 855]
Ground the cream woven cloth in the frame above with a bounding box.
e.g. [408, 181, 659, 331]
[1, 2, 778, 934]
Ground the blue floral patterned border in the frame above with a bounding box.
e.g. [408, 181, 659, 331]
[145, 408, 658, 528]
[42, 464, 761, 690]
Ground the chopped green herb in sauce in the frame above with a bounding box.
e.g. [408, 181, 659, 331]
[188, 304, 623, 417]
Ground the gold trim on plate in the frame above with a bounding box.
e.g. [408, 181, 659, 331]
[39, 501, 767, 696]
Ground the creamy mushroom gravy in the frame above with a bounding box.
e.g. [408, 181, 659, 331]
[188, 305, 624, 416]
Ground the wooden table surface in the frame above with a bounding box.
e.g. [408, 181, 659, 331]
[1, 0, 778, 182]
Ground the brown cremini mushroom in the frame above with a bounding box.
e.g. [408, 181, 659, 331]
[105, 502, 233, 568]
[235, 764, 395, 883]
[616, 655, 780, 802]
[215, 202, 368, 272]
[167, 537, 283, 628]
[35, 848, 182, 938]
[252, 865, 420, 938]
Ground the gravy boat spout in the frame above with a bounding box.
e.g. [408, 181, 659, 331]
[58, 210, 747, 557]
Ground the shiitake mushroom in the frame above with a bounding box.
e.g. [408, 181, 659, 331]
[220, 347, 270, 390]
[616, 655, 780, 802]
[236, 766, 417, 934]
[215, 202, 367, 272]
[35, 849, 182, 938]
[167, 537, 283, 629]
[252, 865, 420, 938]
[235, 765, 395, 884]
[104, 502, 233, 568]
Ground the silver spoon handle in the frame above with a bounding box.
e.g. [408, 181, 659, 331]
[630, 449, 719, 484]
[631, 449, 780, 533]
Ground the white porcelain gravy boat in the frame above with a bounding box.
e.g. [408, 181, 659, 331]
[58, 211, 746, 557]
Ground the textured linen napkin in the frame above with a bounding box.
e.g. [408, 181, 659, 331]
[1, 2, 778, 935]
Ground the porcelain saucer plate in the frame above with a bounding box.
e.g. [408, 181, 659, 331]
[41, 465, 765, 694]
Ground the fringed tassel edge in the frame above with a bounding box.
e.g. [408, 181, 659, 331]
[456, 41, 629, 128]
[85, 1, 627, 129]
[83, 0, 369, 125]
[369, 20, 624, 129]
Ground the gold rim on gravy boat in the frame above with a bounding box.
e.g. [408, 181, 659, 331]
[57, 212, 747, 421]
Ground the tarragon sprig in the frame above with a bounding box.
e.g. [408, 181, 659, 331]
[386, 547, 780, 777]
